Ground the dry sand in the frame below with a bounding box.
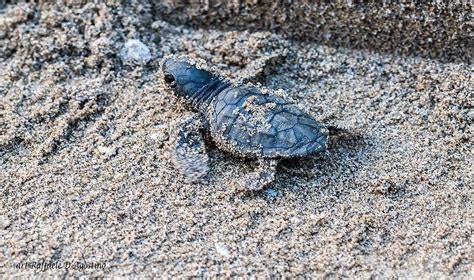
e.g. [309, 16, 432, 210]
[1, 2, 472, 278]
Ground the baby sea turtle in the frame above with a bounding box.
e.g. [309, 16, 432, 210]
[162, 56, 334, 191]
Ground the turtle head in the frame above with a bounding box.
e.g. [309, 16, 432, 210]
[161, 57, 214, 100]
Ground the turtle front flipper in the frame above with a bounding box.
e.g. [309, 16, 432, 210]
[172, 115, 209, 183]
[242, 158, 279, 191]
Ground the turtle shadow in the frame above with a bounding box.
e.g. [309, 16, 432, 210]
[206, 130, 377, 197]
[275, 131, 376, 193]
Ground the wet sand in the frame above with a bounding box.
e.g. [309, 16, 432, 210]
[1, 2, 472, 278]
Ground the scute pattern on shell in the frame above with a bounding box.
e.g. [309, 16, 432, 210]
[210, 86, 328, 158]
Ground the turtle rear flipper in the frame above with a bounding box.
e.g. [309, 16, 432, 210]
[172, 115, 209, 183]
[326, 125, 348, 135]
[241, 159, 279, 191]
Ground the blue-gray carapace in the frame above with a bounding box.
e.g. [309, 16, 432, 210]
[162, 56, 334, 191]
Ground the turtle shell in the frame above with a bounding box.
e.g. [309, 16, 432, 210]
[209, 86, 328, 158]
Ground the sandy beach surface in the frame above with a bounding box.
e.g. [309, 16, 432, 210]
[1, 2, 472, 278]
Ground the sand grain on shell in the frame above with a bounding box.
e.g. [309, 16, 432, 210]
[1, 2, 472, 278]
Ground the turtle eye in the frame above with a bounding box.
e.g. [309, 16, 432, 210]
[164, 73, 176, 88]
